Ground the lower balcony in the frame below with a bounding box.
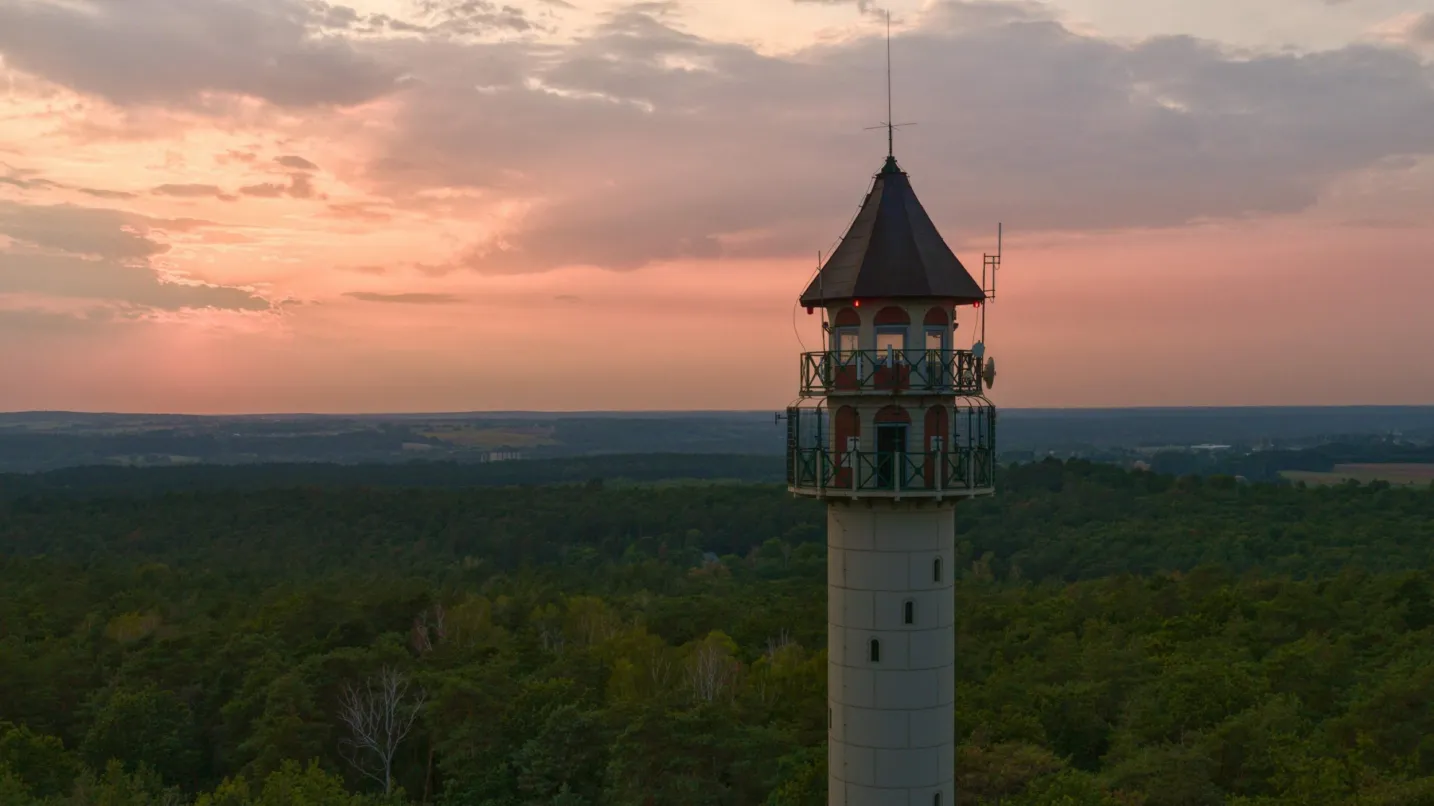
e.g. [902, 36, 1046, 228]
[786, 447, 995, 499]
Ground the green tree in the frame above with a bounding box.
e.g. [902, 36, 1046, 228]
[0, 721, 81, 798]
[80, 686, 201, 789]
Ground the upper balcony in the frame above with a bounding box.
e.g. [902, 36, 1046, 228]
[799, 349, 983, 397]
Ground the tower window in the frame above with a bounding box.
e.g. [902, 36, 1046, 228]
[904, 600, 915, 625]
[828, 707, 832, 729]
[869, 638, 881, 663]
[933, 557, 943, 583]
[934, 794, 942, 806]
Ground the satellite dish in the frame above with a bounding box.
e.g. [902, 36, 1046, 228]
[982, 357, 997, 389]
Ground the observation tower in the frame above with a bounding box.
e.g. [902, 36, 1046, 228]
[784, 150, 1000, 804]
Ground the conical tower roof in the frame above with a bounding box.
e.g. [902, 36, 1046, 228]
[800, 155, 985, 307]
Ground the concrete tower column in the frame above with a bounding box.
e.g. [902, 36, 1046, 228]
[827, 502, 955, 806]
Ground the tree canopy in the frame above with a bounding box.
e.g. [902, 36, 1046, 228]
[2, 458, 1433, 804]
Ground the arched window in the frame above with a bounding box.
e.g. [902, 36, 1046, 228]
[874, 306, 911, 326]
[933, 556, 943, 583]
[904, 600, 915, 625]
[934, 793, 943, 806]
[832, 307, 860, 360]
[869, 638, 881, 663]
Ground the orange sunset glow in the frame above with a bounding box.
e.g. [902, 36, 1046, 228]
[3, 0, 1434, 413]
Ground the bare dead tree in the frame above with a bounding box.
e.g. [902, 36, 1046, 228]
[685, 643, 739, 702]
[765, 628, 793, 659]
[337, 666, 427, 795]
[410, 616, 432, 655]
[409, 604, 450, 655]
[647, 647, 673, 688]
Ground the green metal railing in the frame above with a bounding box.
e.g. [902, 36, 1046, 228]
[787, 447, 996, 496]
[799, 349, 982, 397]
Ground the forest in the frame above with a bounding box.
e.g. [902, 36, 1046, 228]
[2, 459, 1434, 804]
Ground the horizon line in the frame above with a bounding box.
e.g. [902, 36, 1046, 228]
[4, 404, 1434, 419]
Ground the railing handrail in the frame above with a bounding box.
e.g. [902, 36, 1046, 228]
[786, 446, 995, 495]
[798, 349, 984, 397]
[800, 347, 977, 358]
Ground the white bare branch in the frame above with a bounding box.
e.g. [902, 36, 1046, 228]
[685, 642, 738, 703]
[337, 666, 428, 795]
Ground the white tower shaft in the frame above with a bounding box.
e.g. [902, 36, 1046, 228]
[828, 502, 955, 806]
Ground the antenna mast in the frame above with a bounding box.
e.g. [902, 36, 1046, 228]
[886, 9, 894, 157]
[981, 223, 1002, 345]
[866, 9, 914, 153]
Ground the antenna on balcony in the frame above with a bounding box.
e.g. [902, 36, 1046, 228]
[980, 223, 1002, 346]
[818, 249, 828, 349]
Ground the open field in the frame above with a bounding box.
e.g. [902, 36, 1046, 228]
[1281, 463, 1434, 486]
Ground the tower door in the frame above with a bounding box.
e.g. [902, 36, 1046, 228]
[875, 423, 907, 489]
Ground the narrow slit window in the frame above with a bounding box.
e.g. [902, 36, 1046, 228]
[869, 638, 881, 663]
[934, 794, 942, 806]
[933, 556, 943, 583]
[904, 600, 915, 625]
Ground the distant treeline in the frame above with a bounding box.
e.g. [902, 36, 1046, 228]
[7, 438, 1434, 501]
[5, 458, 1434, 582]
[0, 454, 786, 500]
[5, 406, 1434, 473]
[1149, 439, 1434, 480]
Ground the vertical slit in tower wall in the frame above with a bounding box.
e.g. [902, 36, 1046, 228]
[827, 498, 957, 805]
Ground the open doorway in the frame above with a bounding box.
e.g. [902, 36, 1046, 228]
[875, 422, 907, 489]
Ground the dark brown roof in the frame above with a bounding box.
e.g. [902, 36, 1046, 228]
[800, 156, 985, 307]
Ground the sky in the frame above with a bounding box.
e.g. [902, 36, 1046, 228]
[2, 0, 1434, 413]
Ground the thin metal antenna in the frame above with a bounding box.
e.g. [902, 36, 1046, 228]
[981, 223, 1003, 345]
[886, 9, 893, 157]
[864, 8, 915, 155]
[818, 250, 828, 349]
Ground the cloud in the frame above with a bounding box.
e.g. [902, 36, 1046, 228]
[344, 291, 465, 304]
[0, 0, 400, 109]
[0, 165, 62, 191]
[411, 0, 537, 34]
[0, 200, 270, 311]
[238, 172, 317, 199]
[239, 183, 287, 198]
[3, 163, 137, 200]
[362, 0, 1434, 275]
[1398, 12, 1434, 44]
[791, 0, 881, 16]
[275, 155, 319, 170]
[153, 183, 235, 201]
[0, 251, 271, 311]
[326, 202, 393, 222]
[78, 187, 139, 200]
